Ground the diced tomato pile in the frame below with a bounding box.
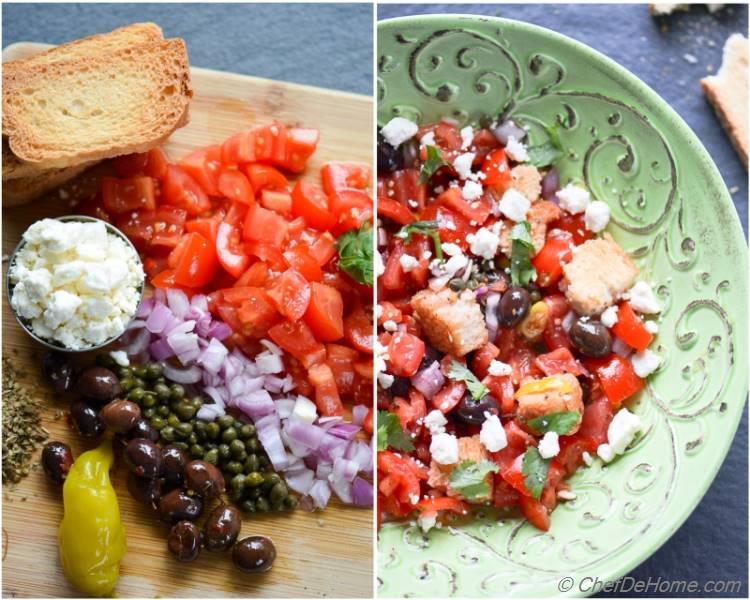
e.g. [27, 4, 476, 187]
[86, 121, 374, 416]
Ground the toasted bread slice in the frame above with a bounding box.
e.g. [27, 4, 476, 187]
[2, 161, 98, 206]
[3, 38, 192, 168]
[701, 33, 748, 167]
[2, 23, 162, 77]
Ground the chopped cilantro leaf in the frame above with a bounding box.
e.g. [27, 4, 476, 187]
[396, 220, 443, 261]
[377, 410, 414, 452]
[521, 446, 550, 500]
[509, 221, 536, 287]
[449, 459, 500, 500]
[336, 222, 374, 286]
[419, 145, 449, 184]
[526, 411, 580, 435]
[447, 361, 489, 401]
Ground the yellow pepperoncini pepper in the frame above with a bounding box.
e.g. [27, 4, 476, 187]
[59, 437, 126, 597]
[515, 375, 573, 398]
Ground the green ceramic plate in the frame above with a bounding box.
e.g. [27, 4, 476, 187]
[377, 15, 748, 598]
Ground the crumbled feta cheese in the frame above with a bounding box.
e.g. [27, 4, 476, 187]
[430, 433, 459, 465]
[584, 200, 611, 232]
[399, 254, 419, 273]
[462, 180, 483, 201]
[378, 372, 395, 389]
[557, 183, 591, 215]
[596, 408, 642, 463]
[375, 251, 385, 277]
[420, 131, 436, 147]
[453, 152, 476, 180]
[408, 493, 420, 505]
[600, 305, 619, 328]
[418, 513, 437, 532]
[631, 349, 661, 378]
[557, 489, 577, 500]
[582, 451, 593, 466]
[460, 126, 474, 150]
[504, 136, 528, 162]
[488, 360, 512, 377]
[466, 227, 500, 260]
[382, 320, 398, 332]
[480, 414, 507, 452]
[375, 305, 383, 319]
[381, 117, 418, 147]
[441, 242, 462, 256]
[498, 188, 530, 222]
[625, 281, 661, 314]
[538, 432, 560, 459]
[109, 350, 129, 367]
[423, 410, 448, 435]
[645, 320, 659, 334]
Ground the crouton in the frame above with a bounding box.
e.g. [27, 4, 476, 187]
[510, 165, 542, 202]
[427, 435, 492, 501]
[516, 374, 584, 434]
[528, 200, 562, 254]
[411, 289, 488, 357]
[561, 233, 638, 315]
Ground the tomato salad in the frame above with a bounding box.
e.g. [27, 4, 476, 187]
[83, 121, 375, 509]
[375, 117, 662, 531]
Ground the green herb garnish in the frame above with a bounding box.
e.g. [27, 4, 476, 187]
[526, 411, 580, 436]
[526, 124, 564, 168]
[521, 446, 550, 499]
[377, 410, 415, 452]
[447, 361, 489, 401]
[336, 222, 373, 286]
[509, 221, 537, 287]
[449, 460, 500, 500]
[396, 220, 443, 260]
[419, 145, 449, 184]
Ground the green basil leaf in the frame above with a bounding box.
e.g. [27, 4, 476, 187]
[419, 145, 449, 184]
[336, 222, 373, 286]
[526, 411, 580, 435]
[509, 221, 537, 287]
[449, 459, 500, 500]
[447, 361, 489, 401]
[521, 446, 550, 500]
[377, 410, 414, 452]
[526, 143, 564, 168]
[396, 220, 443, 260]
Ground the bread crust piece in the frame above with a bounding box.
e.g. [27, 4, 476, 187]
[701, 33, 748, 167]
[3, 38, 192, 168]
[2, 161, 98, 206]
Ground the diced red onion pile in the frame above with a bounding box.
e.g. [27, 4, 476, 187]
[120, 289, 373, 509]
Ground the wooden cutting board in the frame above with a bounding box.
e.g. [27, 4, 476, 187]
[2, 42, 373, 599]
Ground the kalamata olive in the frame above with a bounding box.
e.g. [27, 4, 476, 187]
[168, 521, 202, 562]
[377, 134, 404, 173]
[127, 472, 161, 508]
[70, 400, 104, 437]
[124, 439, 162, 478]
[41, 352, 74, 393]
[100, 400, 141, 434]
[497, 287, 530, 328]
[232, 535, 276, 573]
[401, 139, 419, 169]
[569, 318, 612, 358]
[128, 419, 160, 442]
[77, 366, 122, 404]
[161, 446, 188, 489]
[184, 460, 225, 499]
[418, 344, 444, 371]
[388, 376, 410, 398]
[453, 393, 500, 425]
[204, 504, 241, 552]
[41, 441, 73, 484]
[159, 489, 203, 523]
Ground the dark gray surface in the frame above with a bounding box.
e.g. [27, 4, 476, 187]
[377, 5, 750, 598]
[2, 3, 373, 95]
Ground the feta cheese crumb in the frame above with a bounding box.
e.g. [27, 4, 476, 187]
[645, 320, 659, 334]
[625, 281, 661, 314]
[381, 117, 418, 147]
[480, 414, 507, 452]
[504, 136, 528, 162]
[600, 305, 619, 328]
[498, 188, 530, 222]
[596, 408, 642, 463]
[109, 350, 130, 367]
[488, 360, 512, 377]
[582, 451, 593, 466]
[557, 183, 591, 214]
[423, 410, 448, 435]
[466, 227, 500, 260]
[538, 431, 560, 459]
[441, 242, 463, 256]
[631, 349, 661, 378]
[418, 513, 437, 532]
[408, 493, 420, 505]
[460, 126, 474, 150]
[453, 152, 476, 180]
[420, 131, 436, 147]
[375, 251, 385, 277]
[462, 180, 483, 201]
[430, 433, 459, 465]
[399, 254, 419, 273]
[377, 372, 395, 389]
[382, 320, 398, 332]
[557, 490, 577, 501]
[584, 200, 611, 232]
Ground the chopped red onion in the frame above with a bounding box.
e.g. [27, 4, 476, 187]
[331, 477, 353, 504]
[284, 468, 316, 495]
[411, 360, 445, 400]
[198, 338, 228, 374]
[562, 311, 577, 333]
[207, 321, 232, 340]
[285, 420, 326, 450]
[136, 297, 154, 318]
[485, 292, 501, 342]
[163, 363, 202, 384]
[333, 457, 359, 482]
[352, 404, 369, 426]
[316, 461, 333, 479]
[541, 168, 560, 200]
[492, 119, 526, 145]
[149, 338, 174, 361]
[327, 423, 362, 441]
[124, 327, 150, 357]
[351, 477, 373, 507]
[191, 294, 209, 313]
[260, 339, 283, 355]
[256, 351, 284, 375]
[613, 338, 633, 358]
[197, 404, 224, 421]
[234, 390, 275, 418]
[166, 288, 190, 319]
[309, 479, 332, 509]
[275, 399, 296, 419]
[202, 386, 226, 408]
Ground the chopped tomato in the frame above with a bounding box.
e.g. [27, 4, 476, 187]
[326, 344, 358, 395]
[245, 241, 287, 271]
[218, 169, 255, 205]
[481, 149, 511, 189]
[291, 180, 336, 230]
[344, 308, 373, 354]
[330, 189, 373, 234]
[533, 230, 574, 287]
[162, 165, 211, 216]
[234, 261, 269, 287]
[552, 213, 592, 245]
[266, 269, 311, 321]
[216, 222, 250, 278]
[243, 204, 288, 247]
[234, 288, 279, 337]
[577, 396, 613, 453]
[611, 301, 654, 351]
[321, 162, 371, 194]
[179, 148, 222, 196]
[472, 342, 500, 379]
[185, 216, 221, 244]
[387, 331, 425, 377]
[170, 232, 218, 288]
[542, 294, 572, 350]
[304, 282, 344, 341]
[309, 233, 337, 266]
[584, 354, 644, 407]
[535, 347, 587, 377]
[519, 495, 551, 531]
[112, 152, 149, 178]
[501, 453, 532, 497]
[436, 187, 491, 224]
[484, 375, 515, 414]
[416, 496, 468, 516]
[102, 176, 156, 215]
[281, 127, 319, 173]
[283, 245, 322, 282]
[245, 164, 288, 192]
[308, 363, 344, 416]
[144, 147, 170, 180]
[260, 189, 292, 216]
[222, 130, 255, 164]
[268, 320, 326, 369]
[381, 245, 406, 290]
[377, 196, 415, 226]
[432, 380, 466, 413]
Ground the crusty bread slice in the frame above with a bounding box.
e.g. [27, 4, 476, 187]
[2, 22, 162, 77]
[2, 160, 98, 206]
[701, 33, 748, 167]
[3, 38, 192, 169]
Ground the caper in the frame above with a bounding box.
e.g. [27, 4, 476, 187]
[128, 388, 145, 402]
[244, 454, 260, 473]
[225, 461, 243, 475]
[190, 444, 204, 459]
[258, 456, 269, 468]
[141, 392, 157, 408]
[230, 474, 246, 498]
[247, 487, 262, 500]
[133, 378, 146, 389]
[222, 428, 238, 443]
[169, 384, 186, 401]
[133, 365, 147, 379]
[120, 377, 138, 392]
[255, 497, 270, 512]
[145, 363, 163, 380]
[245, 438, 259, 452]
[263, 473, 282, 488]
[205, 448, 219, 465]
[206, 422, 220, 440]
[269, 483, 287, 504]
[229, 439, 245, 458]
[175, 403, 196, 421]
[187, 432, 198, 446]
[284, 495, 298, 509]
[154, 382, 171, 401]
[245, 472, 264, 488]
[167, 414, 181, 428]
[175, 422, 193, 436]
[156, 405, 169, 417]
[160, 426, 176, 442]
[218, 444, 231, 460]
[150, 416, 166, 430]
[239, 424, 255, 439]
[240, 499, 256, 513]
[143, 407, 157, 419]
[217, 415, 235, 430]
[173, 441, 189, 452]
[194, 421, 207, 435]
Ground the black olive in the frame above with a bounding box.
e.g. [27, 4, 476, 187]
[77, 366, 122, 404]
[569, 318, 612, 358]
[41, 352, 74, 393]
[497, 287, 530, 328]
[388, 376, 411, 398]
[184, 460, 225, 499]
[401, 139, 419, 169]
[127, 472, 161, 509]
[418, 344, 444, 371]
[41, 441, 73, 485]
[168, 521, 202, 562]
[203, 504, 241, 552]
[70, 400, 104, 437]
[128, 419, 160, 442]
[377, 134, 404, 174]
[159, 489, 203, 523]
[100, 400, 141, 434]
[124, 439, 162, 478]
[453, 392, 500, 425]
[232, 535, 276, 573]
[161, 446, 189, 489]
